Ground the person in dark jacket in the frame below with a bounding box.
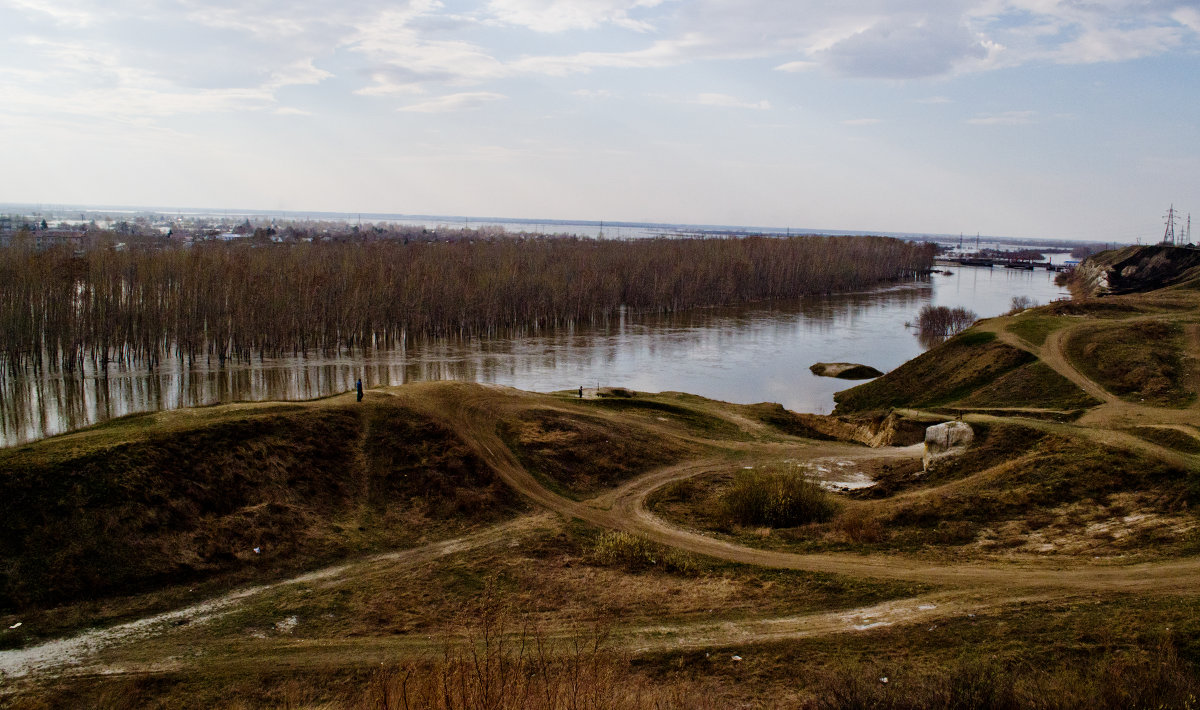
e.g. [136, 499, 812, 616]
[356, 378, 363, 402]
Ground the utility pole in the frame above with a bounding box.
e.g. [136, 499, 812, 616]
[1163, 204, 1178, 245]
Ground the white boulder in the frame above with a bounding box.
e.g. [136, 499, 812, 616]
[923, 421, 974, 471]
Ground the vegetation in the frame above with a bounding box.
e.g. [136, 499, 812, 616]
[834, 330, 1035, 413]
[587, 531, 698, 574]
[497, 408, 694, 498]
[915, 305, 978, 342]
[721, 466, 839, 528]
[955, 361, 1101, 411]
[1064, 319, 1194, 407]
[1126, 426, 1200, 454]
[0, 235, 933, 373]
[1006, 315, 1066, 346]
[0, 398, 522, 614]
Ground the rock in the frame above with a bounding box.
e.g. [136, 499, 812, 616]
[810, 362, 884, 380]
[923, 421, 974, 471]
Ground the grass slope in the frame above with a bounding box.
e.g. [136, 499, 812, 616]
[834, 331, 1036, 414]
[0, 399, 522, 614]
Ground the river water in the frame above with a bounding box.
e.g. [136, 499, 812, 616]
[0, 265, 1068, 448]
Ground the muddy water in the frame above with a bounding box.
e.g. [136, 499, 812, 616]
[0, 267, 1067, 448]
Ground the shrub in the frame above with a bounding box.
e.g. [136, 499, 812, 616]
[1006, 295, 1039, 315]
[833, 507, 886, 543]
[721, 467, 839, 528]
[917, 305, 979, 339]
[587, 531, 698, 574]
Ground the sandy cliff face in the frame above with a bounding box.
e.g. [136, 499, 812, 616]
[1074, 245, 1200, 297]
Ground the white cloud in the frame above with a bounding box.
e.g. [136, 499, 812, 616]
[693, 93, 771, 110]
[774, 60, 817, 73]
[915, 96, 953, 104]
[1175, 8, 1200, 34]
[968, 110, 1037, 125]
[398, 91, 507, 112]
[842, 118, 882, 126]
[573, 88, 617, 99]
[822, 17, 990, 78]
[485, 0, 666, 32]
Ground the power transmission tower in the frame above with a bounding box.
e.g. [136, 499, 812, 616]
[1186, 214, 1192, 245]
[1163, 205, 1178, 245]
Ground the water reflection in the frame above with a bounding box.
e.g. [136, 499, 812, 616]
[0, 268, 1068, 447]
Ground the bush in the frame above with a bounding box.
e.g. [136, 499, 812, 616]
[917, 305, 978, 339]
[721, 467, 839, 528]
[834, 507, 886, 543]
[587, 531, 698, 574]
[1006, 295, 1039, 315]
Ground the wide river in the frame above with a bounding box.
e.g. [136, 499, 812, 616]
[0, 265, 1068, 448]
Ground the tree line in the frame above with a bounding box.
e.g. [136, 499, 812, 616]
[0, 235, 934, 374]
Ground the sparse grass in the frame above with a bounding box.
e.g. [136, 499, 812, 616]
[721, 466, 840, 528]
[650, 425, 1193, 559]
[0, 396, 527, 646]
[835, 330, 1035, 414]
[1126, 426, 1200, 455]
[581, 395, 749, 441]
[1065, 319, 1195, 407]
[956, 361, 1101, 410]
[497, 408, 693, 498]
[1006, 315, 1067, 346]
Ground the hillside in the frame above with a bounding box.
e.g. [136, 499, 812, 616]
[3, 246, 1200, 708]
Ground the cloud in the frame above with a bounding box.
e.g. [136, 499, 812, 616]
[1175, 8, 1200, 34]
[572, 88, 617, 99]
[693, 93, 771, 110]
[915, 96, 953, 104]
[823, 17, 990, 78]
[485, 0, 666, 32]
[842, 118, 882, 126]
[967, 110, 1036, 125]
[398, 91, 507, 112]
[774, 60, 817, 73]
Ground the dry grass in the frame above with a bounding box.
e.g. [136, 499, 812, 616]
[721, 465, 840, 528]
[834, 331, 1036, 413]
[1065, 319, 1195, 407]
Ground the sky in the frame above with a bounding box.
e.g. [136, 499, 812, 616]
[1, 0, 1198, 241]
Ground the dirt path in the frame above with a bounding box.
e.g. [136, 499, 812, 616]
[6, 368, 1200, 685]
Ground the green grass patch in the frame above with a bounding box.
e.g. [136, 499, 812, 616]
[1006, 315, 1068, 346]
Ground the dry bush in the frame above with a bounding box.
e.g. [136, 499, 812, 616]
[358, 598, 715, 710]
[586, 531, 699, 574]
[721, 467, 839, 528]
[833, 507, 886, 544]
[916, 305, 978, 340]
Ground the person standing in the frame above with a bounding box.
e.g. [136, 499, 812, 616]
[356, 378, 364, 402]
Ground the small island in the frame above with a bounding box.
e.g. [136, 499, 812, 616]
[809, 362, 884, 379]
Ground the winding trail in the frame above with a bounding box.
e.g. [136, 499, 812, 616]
[4, 322, 1200, 685]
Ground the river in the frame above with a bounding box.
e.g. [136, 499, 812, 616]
[0, 265, 1068, 448]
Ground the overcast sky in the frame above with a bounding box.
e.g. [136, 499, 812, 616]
[2, 0, 1198, 240]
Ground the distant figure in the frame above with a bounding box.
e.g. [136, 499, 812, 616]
[356, 378, 363, 402]
[578, 386, 583, 398]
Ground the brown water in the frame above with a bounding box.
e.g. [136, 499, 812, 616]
[0, 267, 1068, 448]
